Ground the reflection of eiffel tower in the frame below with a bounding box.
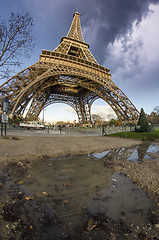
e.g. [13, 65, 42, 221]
[92, 143, 151, 162]
[0, 12, 139, 123]
[137, 142, 150, 161]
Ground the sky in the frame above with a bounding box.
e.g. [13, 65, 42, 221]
[1, 0, 159, 122]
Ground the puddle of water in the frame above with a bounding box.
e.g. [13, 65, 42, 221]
[0, 147, 159, 239]
[0, 155, 114, 239]
[90, 150, 110, 159]
[127, 148, 139, 162]
[91, 142, 159, 162]
[87, 172, 156, 225]
[147, 144, 159, 153]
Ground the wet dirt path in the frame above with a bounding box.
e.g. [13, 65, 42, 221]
[0, 142, 159, 239]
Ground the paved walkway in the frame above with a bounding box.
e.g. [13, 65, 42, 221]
[5, 126, 132, 137]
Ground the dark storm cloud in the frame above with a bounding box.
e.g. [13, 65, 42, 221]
[75, 0, 159, 63]
[24, 0, 159, 63]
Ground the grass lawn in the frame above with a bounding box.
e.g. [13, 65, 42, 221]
[108, 129, 159, 141]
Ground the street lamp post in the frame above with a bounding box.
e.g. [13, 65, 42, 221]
[1, 98, 10, 136]
[124, 118, 127, 138]
[42, 109, 46, 123]
[43, 109, 44, 122]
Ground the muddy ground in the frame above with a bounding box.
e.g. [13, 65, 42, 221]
[0, 135, 159, 239]
[0, 135, 158, 200]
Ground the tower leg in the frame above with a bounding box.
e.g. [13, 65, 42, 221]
[25, 92, 47, 121]
[75, 98, 92, 124]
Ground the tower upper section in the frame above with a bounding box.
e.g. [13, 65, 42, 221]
[40, 12, 111, 70]
[66, 12, 85, 42]
[51, 12, 98, 64]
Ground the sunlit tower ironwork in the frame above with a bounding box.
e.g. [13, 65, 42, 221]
[0, 12, 139, 123]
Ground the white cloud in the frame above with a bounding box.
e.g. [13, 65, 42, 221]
[135, 4, 159, 62]
[91, 105, 116, 120]
[39, 103, 78, 122]
[106, 34, 146, 81]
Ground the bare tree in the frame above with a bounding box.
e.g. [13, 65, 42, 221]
[0, 12, 35, 80]
[154, 106, 159, 115]
[148, 106, 159, 124]
[148, 111, 159, 125]
[92, 114, 104, 126]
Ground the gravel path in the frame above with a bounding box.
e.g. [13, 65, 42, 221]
[0, 135, 140, 160]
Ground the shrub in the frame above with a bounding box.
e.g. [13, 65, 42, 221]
[136, 108, 150, 132]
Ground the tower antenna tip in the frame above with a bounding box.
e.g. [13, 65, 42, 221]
[73, 12, 80, 17]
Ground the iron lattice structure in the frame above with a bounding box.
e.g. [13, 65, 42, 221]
[0, 12, 139, 123]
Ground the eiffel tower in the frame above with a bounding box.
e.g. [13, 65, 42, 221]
[0, 12, 139, 123]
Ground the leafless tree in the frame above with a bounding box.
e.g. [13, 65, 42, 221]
[148, 106, 159, 124]
[0, 12, 35, 80]
[154, 106, 159, 115]
[92, 114, 104, 126]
